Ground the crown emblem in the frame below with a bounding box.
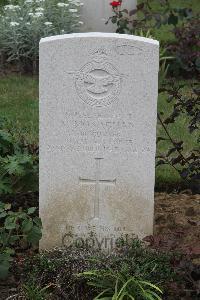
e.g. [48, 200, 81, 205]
[92, 48, 108, 63]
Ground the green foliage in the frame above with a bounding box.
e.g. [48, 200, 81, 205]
[0, 0, 8, 7]
[0, 201, 42, 279]
[108, 1, 200, 189]
[23, 282, 52, 300]
[109, 0, 199, 79]
[159, 46, 174, 87]
[22, 240, 175, 299]
[78, 269, 163, 300]
[0, 117, 38, 195]
[0, 247, 14, 280]
[109, 0, 193, 34]
[168, 17, 200, 77]
[0, 0, 83, 73]
[157, 82, 200, 192]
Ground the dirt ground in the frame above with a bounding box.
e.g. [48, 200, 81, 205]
[154, 192, 200, 253]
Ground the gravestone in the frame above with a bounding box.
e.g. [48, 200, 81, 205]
[80, 0, 137, 32]
[39, 33, 159, 250]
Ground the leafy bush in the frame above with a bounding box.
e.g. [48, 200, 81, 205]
[0, 117, 38, 195]
[109, 0, 199, 78]
[0, 0, 83, 73]
[157, 82, 200, 192]
[21, 240, 176, 299]
[109, 0, 193, 34]
[0, 0, 8, 8]
[168, 17, 200, 77]
[0, 201, 42, 279]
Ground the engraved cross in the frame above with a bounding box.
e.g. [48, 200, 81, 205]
[79, 158, 116, 219]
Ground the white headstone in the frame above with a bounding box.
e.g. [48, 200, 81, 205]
[80, 0, 137, 32]
[39, 33, 159, 251]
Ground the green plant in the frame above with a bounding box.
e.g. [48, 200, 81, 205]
[157, 82, 200, 192]
[168, 17, 200, 77]
[0, 0, 7, 8]
[109, 1, 199, 79]
[134, 29, 152, 38]
[159, 46, 174, 86]
[79, 268, 163, 300]
[21, 240, 175, 299]
[0, 117, 38, 195]
[0, 0, 83, 73]
[109, 0, 194, 34]
[109, 3, 162, 37]
[23, 282, 52, 300]
[0, 201, 42, 279]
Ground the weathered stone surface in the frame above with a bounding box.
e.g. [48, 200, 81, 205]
[39, 33, 159, 251]
[80, 0, 137, 32]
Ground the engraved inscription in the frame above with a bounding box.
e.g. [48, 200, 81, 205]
[75, 48, 121, 107]
[44, 113, 153, 154]
[64, 114, 138, 153]
[115, 41, 143, 56]
[79, 158, 116, 219]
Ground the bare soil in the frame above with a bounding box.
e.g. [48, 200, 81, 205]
[154, 192, 200, 253]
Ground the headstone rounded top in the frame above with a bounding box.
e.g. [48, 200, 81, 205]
[40, 32, 159, 46]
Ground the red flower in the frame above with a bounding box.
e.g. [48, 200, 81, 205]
[110, 1, 121, 8]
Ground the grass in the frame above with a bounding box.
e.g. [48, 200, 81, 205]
[0, 75, 198, 189]
[0, 75, 38, 143]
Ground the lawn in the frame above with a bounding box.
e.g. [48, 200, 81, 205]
[0, 74, 198, 189]
[0, 75, 39, 143]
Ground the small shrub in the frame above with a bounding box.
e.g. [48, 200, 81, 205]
[0, 0, 83, 73]
[157, 82, 200, 192]
[168, 17, 200, 77]
[109, 0, 199, 79]
[0, 117, 38, 195]
[0, 0, 8, 8]
[22, 241, 176, 299]
[109, 0, 193, 34]
[0, 201, 42, 279]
